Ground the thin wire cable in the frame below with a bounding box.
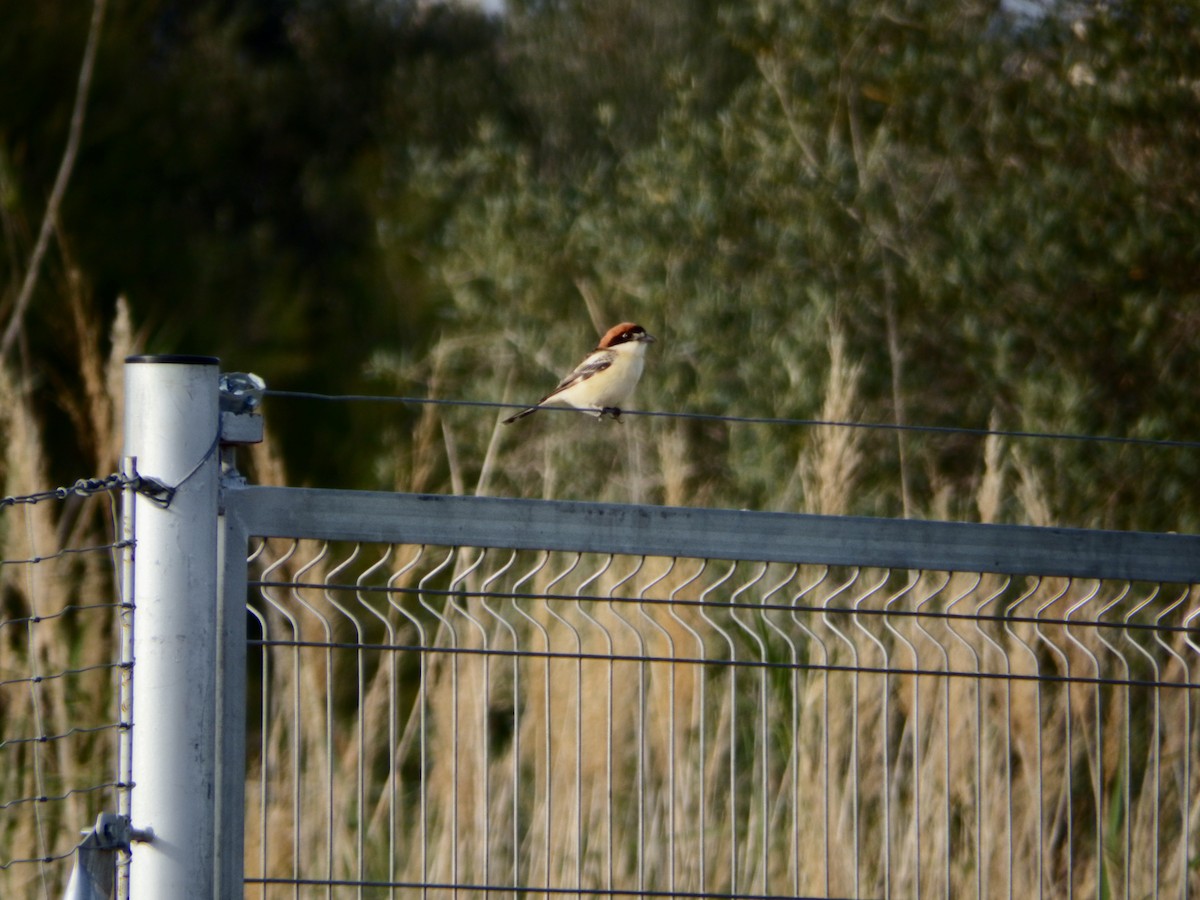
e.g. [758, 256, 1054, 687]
[0, 541, 131, 567]
[261, 389, 1200, 451]
[0, 723, 123, 748]
[247, 632, 1200, 691]
[0, 782, 120, 812]
[246, 877, 864, 899]
[0, 474, 130, 507]
[0, 601, 123, 628]
[0, 662, 124, 691]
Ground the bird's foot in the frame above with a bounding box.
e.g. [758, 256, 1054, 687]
[599, 406, 623, 421]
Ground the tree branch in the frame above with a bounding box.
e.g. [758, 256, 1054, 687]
[1, 0, 108, 362]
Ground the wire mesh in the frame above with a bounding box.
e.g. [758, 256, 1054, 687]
[0, 496, 128, 899]
[243, 538, 1200, 899]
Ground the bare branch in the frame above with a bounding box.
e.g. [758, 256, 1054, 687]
[1, 0, 108, 362]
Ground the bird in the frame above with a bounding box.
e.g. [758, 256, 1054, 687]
[503, 322, 656, 424]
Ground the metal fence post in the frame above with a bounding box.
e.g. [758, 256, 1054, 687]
[123, 355, 221, 900]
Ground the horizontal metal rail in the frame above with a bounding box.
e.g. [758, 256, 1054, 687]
[223, 485, 1200, 583]
[221, 484, 1200, 899]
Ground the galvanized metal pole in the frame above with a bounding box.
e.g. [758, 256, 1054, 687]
[123, 355, 220, 900]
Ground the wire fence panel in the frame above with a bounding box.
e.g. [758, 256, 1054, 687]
[225, 489, 1200, 900]
[0, 489, 129, 900]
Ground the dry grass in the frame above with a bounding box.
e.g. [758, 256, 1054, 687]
[243, 540, 1200, 898]
[238, 332, 1199, 898]
[5, 321, 1199, 899]
[0, 298, 137, 899]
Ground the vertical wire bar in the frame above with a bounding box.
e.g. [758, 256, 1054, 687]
[448, 550, 490, 889]
[417, 549, 458, 894]
[247, 602, 269, 900]
[241, 540, 266, 899]
[481, 550, 521, 893]
[325, 545, 368, 899]
[610, 557, 649, 892]
[387, 566, 400, 900]
[452, 553, 466, 899]
[758, 566, 806, 897]
[969, 579, 986, 900]
[729, 564, 770, 893]
[1062, 585, 1077, 900]
[1153, 586, 1191, 900]
[286, 542, 336, 897]
[476, 554, 492, 894]
[698, 563, 738, 891]
[270, 542, 331, 897]
[944, 574, 985, 900]
[506, 558, 522, 899]
[538, 553, 575, 891]
[852, 571, 892, 894]
[354, 546, 395, 895]
[1012, 580, 1051, 897]
[543, 602, 552, 899]
[1150, 593, 1163, 900]
[755, 572, 771, 896]
[386, 546, 427, 900]
[792, 567, 832, 895]
[667, 559, 711, 895]
[475, 550, 494, 895]
[289, 548, 307, 900]
[696, 560, 717, 895]
[414, 546, 455, 899]
[574, 555, 612, 891]
[821, 569, 861, 895]
[545, 554, 585, 893]
[974, 576, 1013, 900]
[357, 546, 397, 894]
[16, 502, 51, 895]
[246, 542, 270, 900]
[883, 571, 929, 896]
[1064, 582, 1105, 900]
[969, 578, 1008, 900]
[117, 458, 138, 900]
[914, 573, 954, 899]
[1034, 581, 1073, 898]
[509, 553, 552, 896]
[638, 559, 680, 895]
[1005, 578, 1045, 898]
[761, 566, 802, 896]
[1123, 585, 1162, 897]
[1094, 585, 1132, 900]
[727, 570, 739, 894]
[388, 547, 431, 900]
[290, 548, 304, 900]
[1160, 588, 1194, 899]
[257, 541, 304, 900]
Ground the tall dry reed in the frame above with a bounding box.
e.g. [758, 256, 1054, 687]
[0, 298, 137, 899]
[242, 329, 1200, 898]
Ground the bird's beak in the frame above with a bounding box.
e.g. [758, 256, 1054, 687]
[641, 332, 657, 343]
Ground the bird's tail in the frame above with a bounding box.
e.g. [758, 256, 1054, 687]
[502, 406, 539, 425]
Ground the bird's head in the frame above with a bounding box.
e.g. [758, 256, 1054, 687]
[599, 322, 656, 349]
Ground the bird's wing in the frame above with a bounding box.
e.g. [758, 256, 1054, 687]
[543, 352, 613, 398]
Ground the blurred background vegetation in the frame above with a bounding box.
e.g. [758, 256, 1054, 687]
[2, 0, 1198, 530]
[3, 4, 1199, 894]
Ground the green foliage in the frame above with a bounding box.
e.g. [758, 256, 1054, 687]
[375, 0, 1200, 529]
[2, 0, 1198, 528]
